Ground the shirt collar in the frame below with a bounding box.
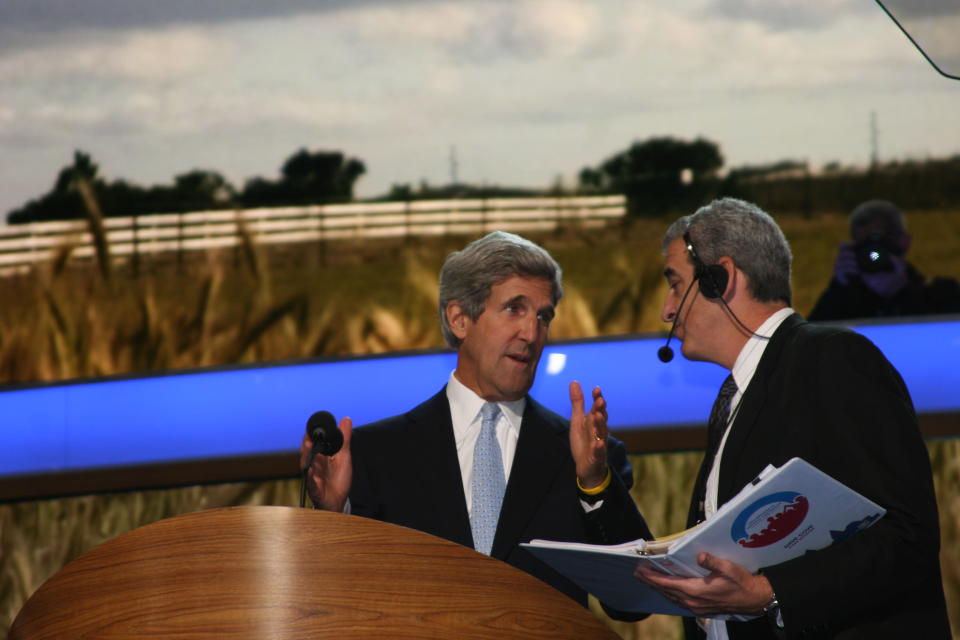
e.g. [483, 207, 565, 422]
[446, 371, 525, 445]
[730, 307, 794, 393]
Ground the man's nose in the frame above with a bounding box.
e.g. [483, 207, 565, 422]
[661, 297, 676, 324]
[518, 313, 541, 341]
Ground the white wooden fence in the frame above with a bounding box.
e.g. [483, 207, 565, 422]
[0, 195, 625, 275]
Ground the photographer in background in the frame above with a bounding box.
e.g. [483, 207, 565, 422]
[808, 199, 960, 322]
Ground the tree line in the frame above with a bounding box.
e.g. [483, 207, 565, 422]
[575, 137, 960, 216]
[8, 137, 960, 224]
[7, 149, 365, 224]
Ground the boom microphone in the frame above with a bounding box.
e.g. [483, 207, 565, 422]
[658, 278, 697, 363]
[658, 339, 676, 363]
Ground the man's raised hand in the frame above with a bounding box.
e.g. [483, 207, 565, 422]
[569, 381, 609, 489]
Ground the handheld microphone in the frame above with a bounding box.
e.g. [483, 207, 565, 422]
[300, 410, 344, 508]
[305, 410, 344, 458]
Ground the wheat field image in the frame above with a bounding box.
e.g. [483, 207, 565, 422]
[1, 210, 959, 639]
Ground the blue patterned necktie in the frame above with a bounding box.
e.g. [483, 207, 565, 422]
[470, 402, 505, 556]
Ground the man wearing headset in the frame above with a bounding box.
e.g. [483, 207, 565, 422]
[629, 198, 949, 639]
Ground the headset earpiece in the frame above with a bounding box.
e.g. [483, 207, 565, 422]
[683, 231, 728, 299]
[698, 264, 728, 299]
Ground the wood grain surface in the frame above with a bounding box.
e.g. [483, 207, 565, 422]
[9, 506, 620, 639]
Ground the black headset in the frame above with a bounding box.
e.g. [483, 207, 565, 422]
[658, 231, 731, 362]
[683, 231, 728, 299]
[659, 230, 770, 363]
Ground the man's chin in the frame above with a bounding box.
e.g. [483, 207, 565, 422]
[679, 342, 707, 363]
[498, 375, 535, 401]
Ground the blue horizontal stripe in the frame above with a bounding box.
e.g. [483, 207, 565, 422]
[1, 317, 957, 477]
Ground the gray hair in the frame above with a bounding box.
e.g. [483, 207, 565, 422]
[438, 231, 563, 348]
[662, 197, 793, 306]
[849, 199, 906, 237]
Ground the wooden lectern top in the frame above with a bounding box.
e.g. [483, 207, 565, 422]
[10, 505, 620, 639]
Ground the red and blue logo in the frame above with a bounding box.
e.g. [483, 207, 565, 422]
[730, 491, 810, 548]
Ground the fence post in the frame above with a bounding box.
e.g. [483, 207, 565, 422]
[317, 206, 326, 267]
[233, 210, 242, 270]
[177, 211, 184, 273]
[132, 213, 140, 278]
[29, 223, 37, 272]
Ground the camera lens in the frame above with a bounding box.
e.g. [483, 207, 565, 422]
[855, 232, 894, 273]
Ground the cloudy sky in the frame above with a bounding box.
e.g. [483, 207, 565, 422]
[2, 0, 959, 218]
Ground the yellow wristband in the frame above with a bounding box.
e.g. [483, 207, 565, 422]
[577, 467, 612, 495]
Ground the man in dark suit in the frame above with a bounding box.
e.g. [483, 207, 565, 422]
[300, 230, 649, 606]
[633, 198, 950, 638]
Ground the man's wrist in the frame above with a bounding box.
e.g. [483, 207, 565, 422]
[761, 593, 780, 617]
[577, 466, 611, 495]
[756, 573, 783, 628]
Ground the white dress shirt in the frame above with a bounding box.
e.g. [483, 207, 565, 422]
[702, 307, 793, 640]
[446, 371, 523, 516]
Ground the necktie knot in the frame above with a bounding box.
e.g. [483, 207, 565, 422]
[480, 402, 501, 427]
[709, 374, 738, 443]
[709, 375, 738, 431]
[717, 375, 738, 411]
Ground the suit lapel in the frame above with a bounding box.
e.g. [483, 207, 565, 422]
[491, 397, 568, 559]
[405, 389, 474, 548]
[717, 313, 804, 501]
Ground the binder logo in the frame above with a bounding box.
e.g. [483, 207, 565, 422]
[731, 491, 810, 548]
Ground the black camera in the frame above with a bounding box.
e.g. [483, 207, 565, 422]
[854, 232, 895, 273]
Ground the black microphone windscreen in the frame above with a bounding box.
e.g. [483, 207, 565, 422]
[657, 345, 674, 363]
[306, 410, 336, 436]
[306, 410, 343, 456]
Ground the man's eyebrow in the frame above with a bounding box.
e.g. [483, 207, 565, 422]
[502, 295, 554, 316]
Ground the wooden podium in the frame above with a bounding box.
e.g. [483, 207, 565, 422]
[9, 506, 620, 639]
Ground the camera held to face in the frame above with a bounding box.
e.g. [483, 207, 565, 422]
[854, 232, 896, 273]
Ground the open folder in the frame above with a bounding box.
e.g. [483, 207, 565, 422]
[521, 457, 885, 616]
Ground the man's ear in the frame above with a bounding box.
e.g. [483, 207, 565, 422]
[717, 256, 736, 299]
[446, 302, 470, 340]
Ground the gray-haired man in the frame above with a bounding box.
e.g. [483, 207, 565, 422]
[300, 230, 650, 606]
[635, 198, 949, 638]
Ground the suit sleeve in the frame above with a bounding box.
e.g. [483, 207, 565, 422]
[761, 331, 944, 634]
[582, 436, 652, 545]
[347, 430, 383, 520]
[581, 435, 653, 622]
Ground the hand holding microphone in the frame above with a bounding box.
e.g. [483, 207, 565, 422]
[299, 411, 353, 511]
[304, 411, 344, 463]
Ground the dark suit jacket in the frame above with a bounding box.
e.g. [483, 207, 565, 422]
[349, 388, 650, 606]
[683, 313, 951, 639]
